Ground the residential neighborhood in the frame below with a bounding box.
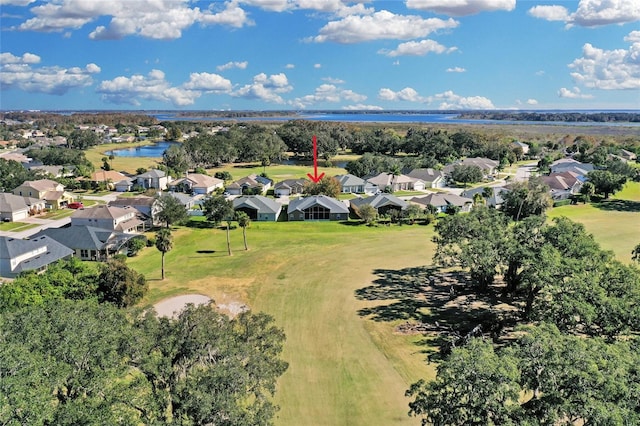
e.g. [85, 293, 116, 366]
[1, 116, 632, 278]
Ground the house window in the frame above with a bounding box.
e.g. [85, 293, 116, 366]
[304, 205, 330, 220]
[80, 249, 89, 258]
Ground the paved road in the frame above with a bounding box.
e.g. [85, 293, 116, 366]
[0, 216, 71, 239]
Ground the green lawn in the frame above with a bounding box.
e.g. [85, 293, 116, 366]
[210, 162, 347, 182]
[548, 181, 640, 263]
[122, 174, 640, 425]
[0, 221, 39, 232]
[129, 221, 436, 426]
[40, 209, 75, 220]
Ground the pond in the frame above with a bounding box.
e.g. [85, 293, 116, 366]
[106, 141, 178, 158]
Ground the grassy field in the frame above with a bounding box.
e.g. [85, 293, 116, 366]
[129, 221, 436, 426]
[85, 141, 163, 174]
[548, 181, 640, 263]
[0, 221, 39, 232]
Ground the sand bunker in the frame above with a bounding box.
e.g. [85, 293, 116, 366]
[153, 294, 212, 318]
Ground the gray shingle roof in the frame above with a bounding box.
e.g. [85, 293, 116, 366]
[350, 194, 408, 210]
[287, 195, 349, 214]
[33, 226, 136, 251]
[233, 195, 281, 214]
[0, 235, 73, 276]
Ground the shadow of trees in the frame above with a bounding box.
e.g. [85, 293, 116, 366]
[594, 199, 640, 213]
[355, 266, 521, 361]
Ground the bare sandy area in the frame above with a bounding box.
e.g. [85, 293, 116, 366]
[153, 294, 249, 318]
[153, 294, 212, 318]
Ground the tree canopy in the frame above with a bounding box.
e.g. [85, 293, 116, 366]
[0, 301, 288, 425]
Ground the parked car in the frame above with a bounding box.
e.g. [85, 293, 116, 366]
[68, 202, 84, 209]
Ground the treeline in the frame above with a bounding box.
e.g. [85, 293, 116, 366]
[1, 112, 158, 127]
[0, 257, 288, 425]
[458, 111, 640, 123]
[407, 207, 640, 425]
[161, 120, 529, 177]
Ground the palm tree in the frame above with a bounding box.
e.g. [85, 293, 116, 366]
[155, 228, 173, 280]
[236, 211, 251, 250]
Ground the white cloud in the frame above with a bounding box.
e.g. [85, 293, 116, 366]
[285, 64, 295, 69]
[1, 52, 99, 95]
[314, 63, 322, 68]
[527, 5, 569, 21]
[234, 72, 293, 103]
[568, 33, 640, 90]
[379, 39, 456, 57]
[406, 0, 515, 16]
[446, 66, 466, 73]
[529, 0, 640, 27]
[378, 87, 425, 102]
[12, 0, 252, 40]
[97, 69, 200, 106]
[0, 0, 37, 5]
[342, 104, 383, 110]
[199, 1, 254, 29]
[216, 61, 249, 71]
[526, 98, 539, 105]
[290, 83, 367, 108]
[322, 77, 345, 84]
[238, 0, 292, 12]
[312, 10, 458, 43]
[425, 90, 495, 109]
[0, 52, 41, 64]
[558, 87, 594, 99]
[183, 72, 233, 93]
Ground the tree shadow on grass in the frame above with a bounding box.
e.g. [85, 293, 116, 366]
[593, 199, 640, 213]
[356, 266, 521, 360]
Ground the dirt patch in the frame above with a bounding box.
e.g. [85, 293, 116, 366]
[153, 294, 212, 318]
[153, 294, 250, 319]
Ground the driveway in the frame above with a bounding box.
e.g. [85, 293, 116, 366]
[514, 162, 538, 182]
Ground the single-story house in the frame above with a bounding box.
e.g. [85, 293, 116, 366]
[32, 226, 139, 261]
[274, 179, 307, 197]
[164, 192, 197, 209]
[619, 149, 637, 162]
[540, 172, 584, 200]
[443, 157, 499, 178]
[0, 193, 46, 222]
[71, 205, 144, 233]
[226, 174, 273, 195]
[287, 195, 349, 221]
[365, 173, 424, 192]
[511, 141, 530, 155]
[405, 168, 445, 188]
[12, 179, 74, 209]
[461, 186, 510, 208]
[168, 173, 224, 195]
[549, 158, 594, 175]
[88, 170, 129, 187]
[135, 169, 172, 190]
[410, 193, 474, 213]
[350, 193, 408, 217]
[232, 195, 282, 221]
[115, 179, 134, 192]
[0, 235, 74, 278]
[334, 174, 371, 194]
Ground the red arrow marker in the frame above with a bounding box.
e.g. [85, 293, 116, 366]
[307, 135, 325, 183]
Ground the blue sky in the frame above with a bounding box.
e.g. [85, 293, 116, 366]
[1, 0, 639, 111]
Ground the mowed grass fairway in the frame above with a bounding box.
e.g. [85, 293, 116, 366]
[129, 221, 436, 426]
[548, 182, 640, 263]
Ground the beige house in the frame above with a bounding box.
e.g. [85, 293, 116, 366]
[71, 205, 144, 233]
[12, 179, 74, 209]
[168, 173, 224, 195]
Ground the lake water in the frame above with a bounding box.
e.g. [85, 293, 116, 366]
[106, 141, 178, 157]
[151, 111, 640, 126]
